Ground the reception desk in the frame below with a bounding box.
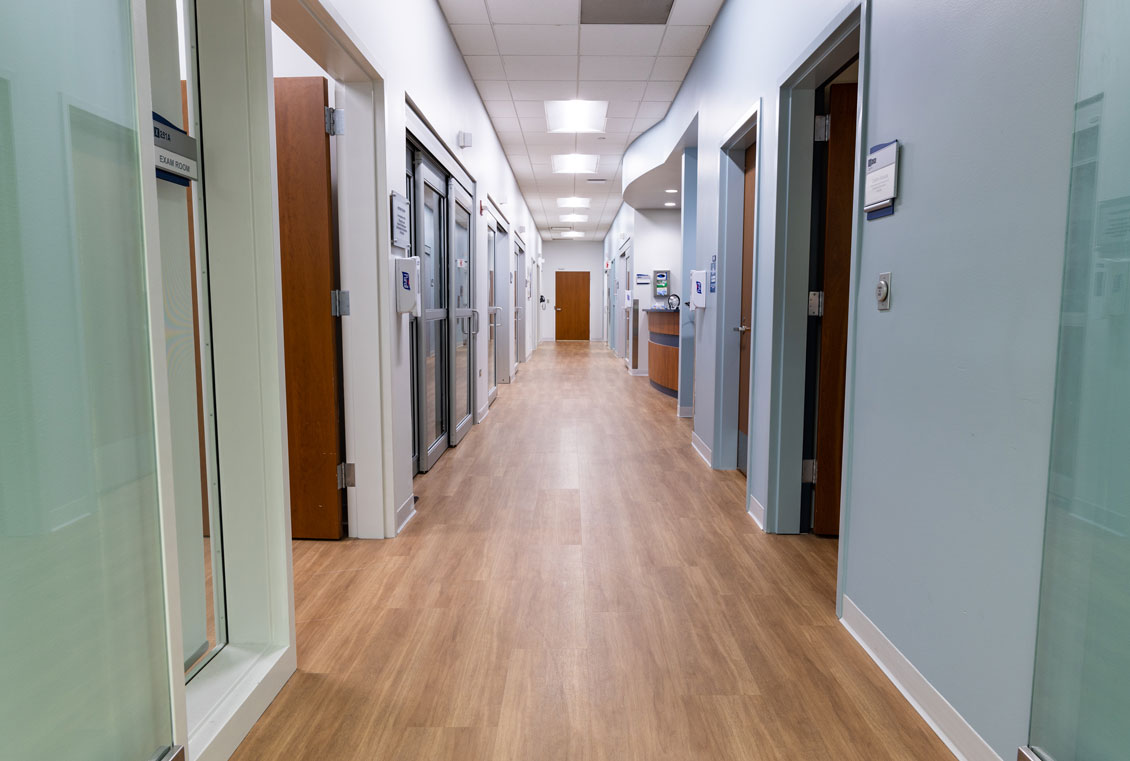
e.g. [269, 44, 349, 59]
[644, 309, 679, 397]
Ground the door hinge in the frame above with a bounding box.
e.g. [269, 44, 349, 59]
[802, 459, 817, 484]
[808, 291, 824, 317]
[331, 289, 350, 316]
[337, 462, 355, 489]
[814, 114, 830, 142]
[325, 107, 345, 135]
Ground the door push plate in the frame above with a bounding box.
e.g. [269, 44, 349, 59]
[876, 272, 892, 311]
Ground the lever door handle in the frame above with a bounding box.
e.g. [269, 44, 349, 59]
[733, 325, 750, 333]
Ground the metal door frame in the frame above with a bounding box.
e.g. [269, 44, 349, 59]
[413, 155, 449, 472]
[448, 179, 475, 445]
[485, 210, 507, 404]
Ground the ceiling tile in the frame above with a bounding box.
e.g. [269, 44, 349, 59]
[604, 117, 636, 133]
[579, 24, 664, 55]
[464, 55, 506, 79]
[519, 115, 549, 132]
[579, 56, 655, 81]
[643, 80, 680, 100]
[578, 80, 647, 100]
[650, 56, 692, 80]
[508, 80, 578, 99]
[632, 114, 661, 132]
[577, 134, 627, 153]
[450, 24, 498, 55]
[667, 0, 724, 26]
[502, 55, 578, 81]
[513, 100, 545, 118]
[636, 100, 670, 118]
[523, 132, 578, 147]
[494, 24, 579, 55]
[485, 0, 581, 25]
[491, 116, 521, 132]
[658, 25, 708, 55]
[606, 100, 640, 118]
[475, 80, 512, 99]
[439, 0, 490, 24]
[484, 100, 517, 118]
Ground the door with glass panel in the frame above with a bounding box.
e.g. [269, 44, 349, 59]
[486, 219, 501, 405]
[414, 157, 449, 471]
[0, 2, 178, 759]
[1026, 4, 1130, 759]
[449, 181, 475, 444]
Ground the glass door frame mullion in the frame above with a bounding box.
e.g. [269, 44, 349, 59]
[449, 179, 475, 444]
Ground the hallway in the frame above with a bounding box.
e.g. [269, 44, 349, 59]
[231, 342, 951, 760]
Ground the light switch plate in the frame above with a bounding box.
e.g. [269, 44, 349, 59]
[877, 272, 892, 311]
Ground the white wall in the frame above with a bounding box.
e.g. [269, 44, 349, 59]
[631, 209, 681, 374]
[286, 0, 539, 524]
[541, 240, 605, 342]
[615, 0, 1083, 757]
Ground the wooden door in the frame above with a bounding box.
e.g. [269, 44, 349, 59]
[555, 271, 590, 340]
[275, 77, 344, 540]
[738, 142, 757, 438]
[812, 82, 857, 536]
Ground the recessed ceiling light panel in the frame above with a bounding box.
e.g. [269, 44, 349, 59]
[557, 197, 592, 209]
[551, 154, 599, 174]
[560, 231, 585, 238]
[665, 188, 678, 194]
[664, 202, 677, 207]
[560, 213, 589, 223]
[545, 100, 608, 134]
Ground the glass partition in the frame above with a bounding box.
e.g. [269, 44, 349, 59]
[0, 2, 175, 758]
[1028, 2, 1130, 758]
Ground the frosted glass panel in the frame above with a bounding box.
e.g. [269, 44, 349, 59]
[0, 2, 174, 760]
[1029, 2, 1130, 759]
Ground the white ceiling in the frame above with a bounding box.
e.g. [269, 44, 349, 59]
[437, 0, 724, 240]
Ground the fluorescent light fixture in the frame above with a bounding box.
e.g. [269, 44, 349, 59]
[665, 188, 678, 194]
[664, 202, 677, 207]
[560, 231, 584, 238]
[560, 213, 589, 223]
[551, 153, 599, 174]
[557, 197, 591, 209]
[545, 100, 608, 134]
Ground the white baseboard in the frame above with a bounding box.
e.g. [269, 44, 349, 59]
[677, 405, 693, 418]
[630, 368, 647, 377]
[747, 494, 766, 530]
[396, 494, 416, 534]
[475, 402, 490, 423]
[840, 596, 1002, 761]
[691, 430, 712, 467]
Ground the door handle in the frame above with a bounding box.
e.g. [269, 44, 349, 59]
[555, 307, 562, 311]
[472, 310, 480, 335]
[733, 325, 750, 333]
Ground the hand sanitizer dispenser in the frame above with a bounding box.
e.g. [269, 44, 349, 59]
[395, 256, 421, 316]
[690, 269, 707, 309]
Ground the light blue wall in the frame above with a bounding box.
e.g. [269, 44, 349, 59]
[619, 0, 1084, 756]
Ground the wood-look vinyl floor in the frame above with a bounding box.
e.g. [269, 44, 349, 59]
[230, 342, 953, 761]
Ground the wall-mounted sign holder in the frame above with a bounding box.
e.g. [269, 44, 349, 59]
[864, 139, 899, 220]
[153, 112, 198, 186]
[390, 191, 411, 250]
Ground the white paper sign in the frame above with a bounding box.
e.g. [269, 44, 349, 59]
[864, 141, 898, 213]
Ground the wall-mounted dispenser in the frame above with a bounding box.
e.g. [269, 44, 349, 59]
[690, 269, 707, 309]
[395, 256, 421, 316]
